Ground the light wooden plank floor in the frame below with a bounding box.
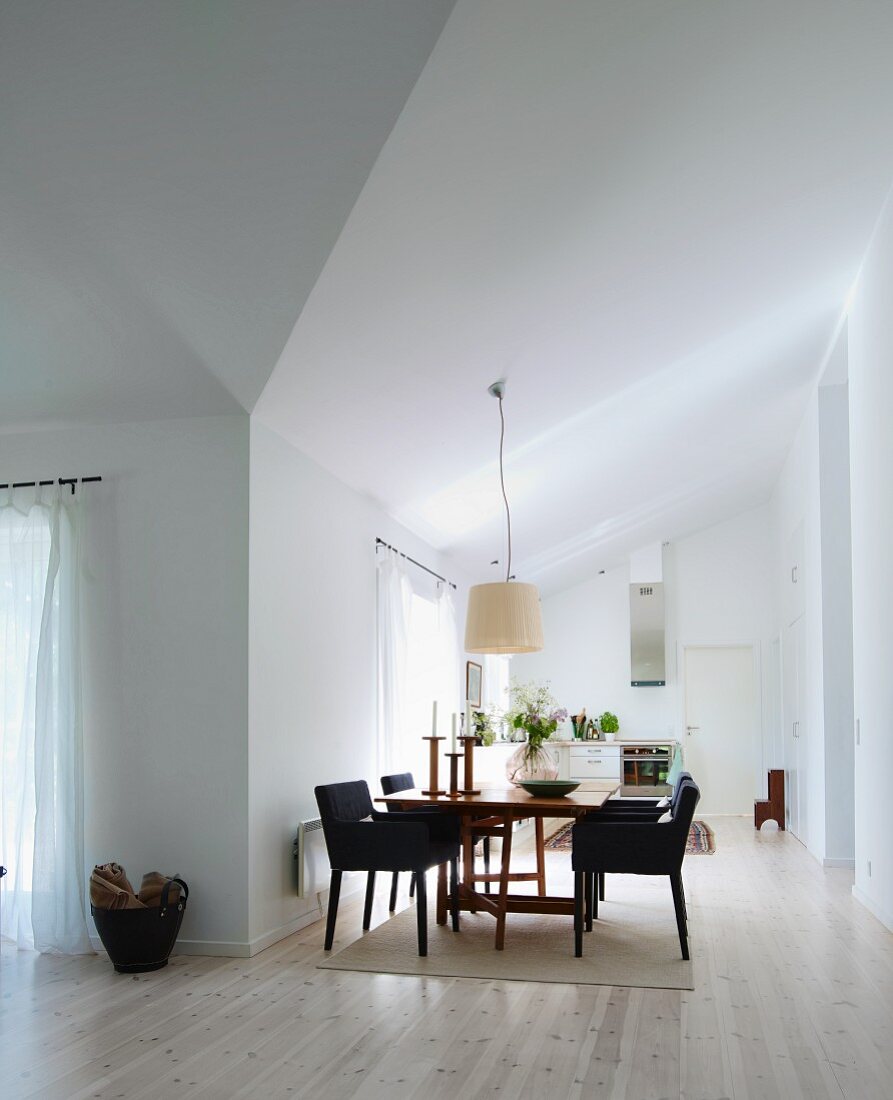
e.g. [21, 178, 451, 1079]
[2, 817, 891, 1099]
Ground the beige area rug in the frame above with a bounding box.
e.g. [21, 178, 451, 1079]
[318, 879, 694, 990]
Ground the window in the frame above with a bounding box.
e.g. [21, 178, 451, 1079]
[402, 589, 459, 779]
[1, 506, 52, 944]
[481, 654, 512, 720]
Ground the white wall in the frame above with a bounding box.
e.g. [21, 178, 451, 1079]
[671, 505, 777, 794]
[771, 393, 827, 860]
[817, 384, 854, 864]
[513, 568, 670, 740]
[247, 420, 469, 951]
[769, 374, 856, 868]
[848, 194, 893, 930]
[514, 505, 775, 794]
[1, 416, 250, 951]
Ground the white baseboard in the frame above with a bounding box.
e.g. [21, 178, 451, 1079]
[852, 885, 893, 932]
[823, 857, 855, 869]
[174, 939, 252, 958]
[247, 906, 323, 956]
[90, 933, 253, 958]
[246, 873, 365, 956]
[89, 876, 363, 960]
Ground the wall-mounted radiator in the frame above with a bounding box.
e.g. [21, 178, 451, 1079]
[293, 817, 326, 898]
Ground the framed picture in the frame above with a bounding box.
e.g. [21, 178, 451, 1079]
[466, 660, 482, 707]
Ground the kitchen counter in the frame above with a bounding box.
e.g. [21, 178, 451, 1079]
[551, 738, 678, 747]
[472, 738, 679, 785]
[481, 738, 678, 748]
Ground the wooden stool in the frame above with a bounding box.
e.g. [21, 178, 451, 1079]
[754, 769, 785, 829]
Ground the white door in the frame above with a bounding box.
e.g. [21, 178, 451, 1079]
[783, 615, 808, 843]
[683, 645, 757, 814]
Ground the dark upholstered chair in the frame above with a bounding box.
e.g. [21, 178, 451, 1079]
[572, 779, 700, 959]
[578, 772, 694, 904]
[381, 772, 492, 907]
[315, 780, 460, 956]
[597, 772, 693, 817]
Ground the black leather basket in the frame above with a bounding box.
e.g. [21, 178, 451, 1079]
[91, 877, 188, 973]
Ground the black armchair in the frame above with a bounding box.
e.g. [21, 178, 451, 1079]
[315, 780, 460, 956]
[571, 779, 700, 959]
[596, 772, 693, 817]
[577, 772, 694, 905]
[381, 772, 493, 908]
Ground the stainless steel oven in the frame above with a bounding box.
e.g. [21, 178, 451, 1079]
[621, 745, 672, 796]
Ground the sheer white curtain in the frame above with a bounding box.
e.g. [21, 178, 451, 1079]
[377, 549, 462, 782]
[376, 550, 413, 777]
[434, 582, 460, 724]
[396, 581, 461, 782]
[0, 486, 92, 953]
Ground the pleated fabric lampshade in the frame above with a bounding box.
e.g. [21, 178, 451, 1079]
[464, 581, 544, 654]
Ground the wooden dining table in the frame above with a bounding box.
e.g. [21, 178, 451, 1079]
[376, 782, 619, 949]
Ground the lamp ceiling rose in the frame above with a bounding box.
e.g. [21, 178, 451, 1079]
[488, 380, 505, 399]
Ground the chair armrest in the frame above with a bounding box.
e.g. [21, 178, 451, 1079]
[571, 819, 681, 872]
[371, 809, 459, 844]
[584, 808, 663, 820]
[329, 819, 431, 871]
[598, 805, 664, 814]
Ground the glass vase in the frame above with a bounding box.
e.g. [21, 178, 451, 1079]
[505, 742, 559, 786]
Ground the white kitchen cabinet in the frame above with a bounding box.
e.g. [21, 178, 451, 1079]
[568, 744, 621, 782]
[474, 742, 517, 785]
[543, 744, 561, 774]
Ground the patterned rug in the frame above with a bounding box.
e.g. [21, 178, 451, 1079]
[546, 819, 716, 854]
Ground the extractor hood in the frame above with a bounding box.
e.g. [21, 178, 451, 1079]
[629, 545, 666, 686]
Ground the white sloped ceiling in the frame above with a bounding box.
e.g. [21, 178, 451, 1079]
[256, 0, 893, 591]
[0, 0, 456, 427]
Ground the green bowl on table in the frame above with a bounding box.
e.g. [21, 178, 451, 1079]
[518, 780, 581, 798]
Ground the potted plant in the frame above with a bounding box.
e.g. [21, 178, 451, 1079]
[503, 680, 568, 785]
[599, 711, 620, 741]
[472, 709, 496, 747]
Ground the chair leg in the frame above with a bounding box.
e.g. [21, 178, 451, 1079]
[363, 871, 376, 931]
[670, 873, 689, 960]
[409, 872, 416, 898]
[584, 872, 593, 932]
[416, 869, 428, 956]
[593, 873, 598, 921]
[449, 858, 460, 932]
[484, 836, 491, 895]
[389, 872, 399, 912]
[598, 872, 605, 901]
[323, 869, 342, 951]
[574, 871, 584, 957]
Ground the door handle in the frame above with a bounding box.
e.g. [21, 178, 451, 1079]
[793, 721, 800, 738]
[686, 726, 699, 735]
[792, 565, 798, 583]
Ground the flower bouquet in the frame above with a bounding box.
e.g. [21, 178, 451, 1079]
[503, 680, 568, 785]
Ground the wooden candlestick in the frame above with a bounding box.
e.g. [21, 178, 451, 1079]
[459, 735, 481, 795]
[445, 752, 463, 797]
[422, 736, 446, 796]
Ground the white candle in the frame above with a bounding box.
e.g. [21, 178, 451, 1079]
[432, 700, 438, 737]
[467, 700, 474, 736]
[451, 713, 457, 753]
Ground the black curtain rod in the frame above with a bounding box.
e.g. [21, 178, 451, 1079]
[376, 537, 457, 590]
[1, 476, 102, 495]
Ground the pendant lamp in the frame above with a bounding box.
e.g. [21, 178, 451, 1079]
[464, 382, 544, 654]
